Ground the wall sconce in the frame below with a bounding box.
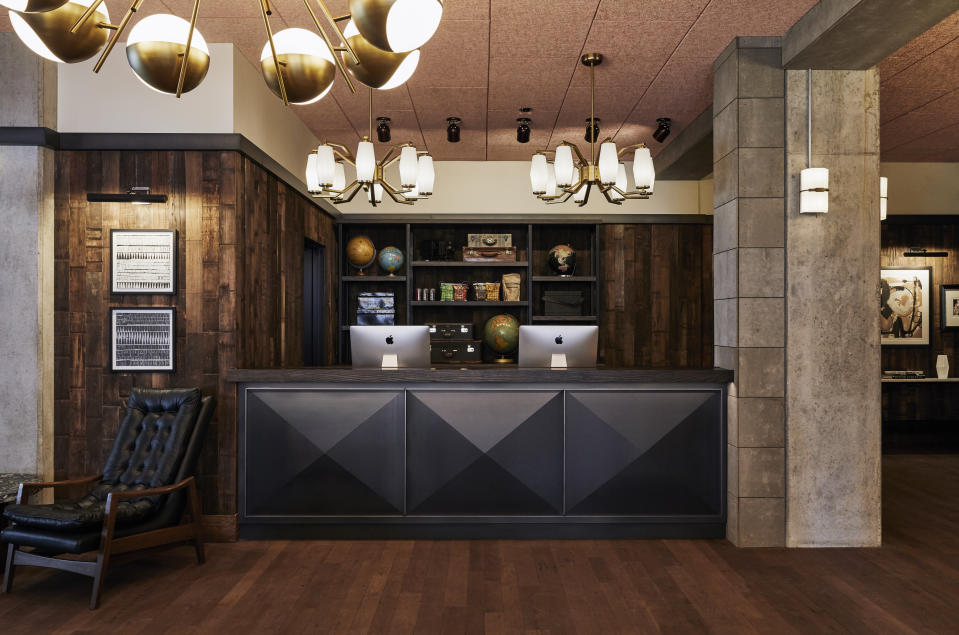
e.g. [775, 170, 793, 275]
[799, 70, 828, 214]
[87, 186, 167, 205]
[880, 176, 888, 221]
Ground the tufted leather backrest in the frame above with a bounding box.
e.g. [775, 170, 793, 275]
[99, 388, 203, 494]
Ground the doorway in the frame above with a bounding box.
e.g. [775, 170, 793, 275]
[303, 238, 325, 366]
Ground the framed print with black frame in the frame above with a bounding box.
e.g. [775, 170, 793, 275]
[880, 266, 931, 346]
[110, 229, 177, 295]
[942, 284, 959, 331]
[110, 307, 176, 372]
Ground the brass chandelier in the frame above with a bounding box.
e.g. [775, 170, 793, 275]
[306, 87, 434, 207]
[529, 53, 656, 206]
[3, 0, 443, 101]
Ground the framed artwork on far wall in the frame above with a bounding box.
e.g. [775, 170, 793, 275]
[942, 284, 959, 331]
[880, 267, 931, 346]
[110, 307, 176, 372]
[110, 229, 177, 295]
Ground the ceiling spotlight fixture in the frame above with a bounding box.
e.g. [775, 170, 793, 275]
[799, 70, 828, 214]
[306, 88, 434, 207]
[880, 176, 888, 221]
[86, 186, 167, 205]
[447, 117, 461, 143]
[529, 53, 655, 207]
[516, 118, 531, 144]
[585, 117, 600, 143]
[376, 117, 392, 142]
[652, 117, 671, 143]
[7, 0, 442, 104]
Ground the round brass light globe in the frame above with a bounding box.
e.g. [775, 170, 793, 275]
[260, 28, 335, 105]
[342, 20, 419, 90]
[0, 0, 69, 12]
[8, 0, 109, 63]
[125, 14, 210, 95]
[348, 0, 443, 53]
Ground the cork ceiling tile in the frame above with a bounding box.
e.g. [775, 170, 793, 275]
[880, 10, 959, 81]
[489, 0, 600, 60]
[595, 0, 710, 22]
[407, 19, 488, 88]
[487, 56, 576, 112]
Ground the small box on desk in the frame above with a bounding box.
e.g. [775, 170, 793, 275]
[430, 340, 483, 364]
[427, 322, 474, 340]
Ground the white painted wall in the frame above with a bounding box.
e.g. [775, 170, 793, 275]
[881, 163, 959, 215]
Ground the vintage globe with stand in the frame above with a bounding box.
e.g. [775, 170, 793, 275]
[377, 245, 404, 276]
[483, 314, 520, 363]
[346, 235, 376, 275]
[547, 244, 577, 277]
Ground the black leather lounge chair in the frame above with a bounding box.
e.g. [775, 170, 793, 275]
[1, 388, 215, 609]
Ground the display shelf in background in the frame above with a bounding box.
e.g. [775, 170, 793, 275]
[411, 261, 529, 268]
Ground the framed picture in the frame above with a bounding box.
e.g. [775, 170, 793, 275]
[110, 307, 176, 372]
[942, 284, 959, 331]
[110, 229, 177, 295]
[880, 267, 931, 346]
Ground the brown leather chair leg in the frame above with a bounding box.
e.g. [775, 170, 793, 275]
[2, 543, 16, 593]
[188, 479, 205, 565]
[90, 494, 118, 610]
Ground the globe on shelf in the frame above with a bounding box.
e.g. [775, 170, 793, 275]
[378, 246, 404, 276]
[483, 314, 520, 363]
[547, 243, 577, 277]
[346, 235, 376, 275]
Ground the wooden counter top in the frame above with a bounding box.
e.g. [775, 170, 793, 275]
[226, 366, 734, 384]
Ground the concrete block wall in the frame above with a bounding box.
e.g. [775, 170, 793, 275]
[713, 37, 787, 547]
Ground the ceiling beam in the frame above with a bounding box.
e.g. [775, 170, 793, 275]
[655, 107, 713, 181]
[783, 0, 959, 69]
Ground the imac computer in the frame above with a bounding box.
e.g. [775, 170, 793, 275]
[350, 325, 430, 368]
[517, 325, 599, 368]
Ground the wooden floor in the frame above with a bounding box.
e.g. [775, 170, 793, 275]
[2, 455, 958, 633]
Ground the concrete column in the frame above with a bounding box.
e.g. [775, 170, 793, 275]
[713, 37, 787, 547]
[0, 33, 56, 478]
[784, 69, 881, 547]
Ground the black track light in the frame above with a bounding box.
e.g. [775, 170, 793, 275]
[516, 118, 531, 143]
[653, 117, 672, 143]
[585, 117, 600, 143]
[447, 116, 461, 143]
[376, 117, 391, 143]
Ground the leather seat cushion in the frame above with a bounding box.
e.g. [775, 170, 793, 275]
[0, 508, 176, 554]
[3, 487, 157, 532]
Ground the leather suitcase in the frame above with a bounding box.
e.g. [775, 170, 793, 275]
[427, 322, 474, 340]
[468, 233, 512, 248]
[462, 246, 517, 262]
[430, 339, 482, 363]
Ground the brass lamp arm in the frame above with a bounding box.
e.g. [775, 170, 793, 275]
[382, 182, 414, 205]
[92, 0, 145, 74]
[303, 0, 357, 93]
[601, 188, 623, 205]
[559, 141, 589, 167]
[616, 142, 647, 157]
[70, 0, 106, 32]
[174, 0, 202, 98]
[259, 0, 288, 105]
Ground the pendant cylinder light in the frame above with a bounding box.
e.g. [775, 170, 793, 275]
[598, 141, 618, 185]
[305, 153, 320, 192]
[370, 182, 384, 203]
[880, 176, 888, 221]
[355, 140, 376, 183]
[530, 153, 548, 195]
[315, 145, 337, 187]
[573, 183, 587, 203]
[610, 163, 627, 201]
[332, 162, 346, 197]
[554, 145, 575, 188]
[800, 168, 829, 214]
[417, 155, 434, 195]
[545, 162, 557, 198]
[632, 146, 654, 190]
[399, 145, 418, 189]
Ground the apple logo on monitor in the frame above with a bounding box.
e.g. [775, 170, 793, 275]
[385, 335, 394, 345]
[555, 335, 563, 345]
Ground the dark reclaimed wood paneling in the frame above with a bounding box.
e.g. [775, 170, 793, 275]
[54, 150, 336, 516]
[881, 223, 959, 375]
[599, 224, 713, 368]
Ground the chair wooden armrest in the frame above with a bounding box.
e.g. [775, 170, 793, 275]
[16, 475, 101, 503]
[104, 476, 196, 503]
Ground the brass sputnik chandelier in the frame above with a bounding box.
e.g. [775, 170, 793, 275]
[530, 53, 656, 206]
[306, 87, 435, 206]
[3, 0, 443, 101]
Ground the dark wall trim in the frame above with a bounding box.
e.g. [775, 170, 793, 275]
[336, 213, 714, 225]
[884, 215, 959, 225]
[0, 127, 338, 220]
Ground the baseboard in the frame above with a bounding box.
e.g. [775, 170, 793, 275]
[201, 514, 238, 542]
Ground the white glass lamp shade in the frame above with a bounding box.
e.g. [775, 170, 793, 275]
[349, 0, 443, 53]
[2, 0, 68, 12]
[370, 183, 384, 203]
[632, 147, 654, 190]
[647, 169, 655, 195]
[10, 0, 110, 64]
[610, 163, 627, 201]
[355, 140, 376, 183]
[332, 162, 346, 198]
[126, 14, 210, 94]
[800, 167, 829, 214]
[407, 182, 419, 200]
[545, 163, 557, 198]
[554, 145, 575, 188]
[530, 153, 548, 195]
[598, 141, 618, 185]
[342, 20, 420, 90]
[399, 145, 418, 189]
[260, 28, 335, 105]
[315, 145, 336, 188]
[880, 176, 888, 221]
[573, 183, 587, 203]
[416, 155, 434, 195]
[305, 153, 320, 192]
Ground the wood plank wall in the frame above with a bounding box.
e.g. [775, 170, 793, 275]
[599, 224, 713, 368]
[54, 150, 336, 517]
[881, 222, 959, 376]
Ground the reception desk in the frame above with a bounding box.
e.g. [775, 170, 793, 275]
[227, 367, 732, 539]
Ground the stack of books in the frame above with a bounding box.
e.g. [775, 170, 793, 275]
[882, 370, 926, 380]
